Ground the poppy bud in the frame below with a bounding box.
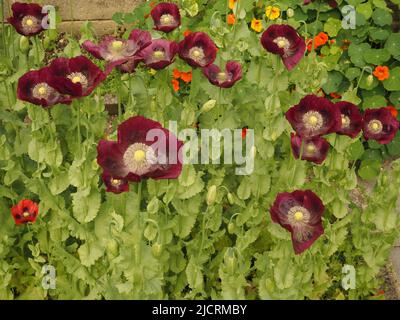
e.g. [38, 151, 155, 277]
[228, 222, 235, 234]
[366, 74, 374, 86]
[207, 185, 217, 206]
[106, 239, 119, 257]
[200, 99, 216, 113]
[43, 36, 51, 49]
[121, 73, 129, 81]
[227, 193, 234, 205]
[144, 224, 157, 241]
[19, 36, 30, 53]
[287, 8, 294, 18]
[152, 243, 163, 257]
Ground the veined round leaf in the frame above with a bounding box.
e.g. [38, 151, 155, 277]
[362, 95, 387, 109]
[372, 8, 393, 26]
[383, 67, 400, 91]
[385, 33, 400, 59]
[363, 48, 390, 65]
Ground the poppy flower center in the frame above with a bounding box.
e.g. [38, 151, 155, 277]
[303, 111, 323, 130]
[160, 14, 175, 26]
[32, 83, 52, 99]
[111, 178, 121, 186]
[23, 211, 30, 218]
[274, 37, 290, 50]
[22, 15, 40, 32]
[368, 120, 383, 134]
[153, 50, 165, 59]
[288, 206, 310, 226]
[67, 72, 88, 88]
[189, 47, 205, 63]
[112, 41, 124, 50]
[217, 72, 228, 81]
[123, 143, 157, 176]
[341, 115, 351, 129]
[305, 144, 316, 154]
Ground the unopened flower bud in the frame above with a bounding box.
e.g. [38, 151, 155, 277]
[366, 74, 374, 86]
[152, 243, 162, 257]
[200, 100, 216, 113]
[19, 36, 30, 53]
[287, 8, 294, 18]
[207, 185, 217, 206]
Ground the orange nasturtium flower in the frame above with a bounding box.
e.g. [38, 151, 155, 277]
[251, 18, 263, 32]
[172, 79, 180, 92]
[265, 6, 280, 20]
[317, 32, 328, 45]
[173, 68, 181, 79]
[229, 0, 238, 10]
[386, 106, 398, 118]
[227, 13, 236, 25]
[180, 71, 192, 83]
[373, 66, 390, 81]
[183, 30, 192, 37]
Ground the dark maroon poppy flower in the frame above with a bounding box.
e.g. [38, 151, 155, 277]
[11, 199, 39, 225]
[97, 116, 184, 182]
[285, 95, 341, 138]
[178, 32, 217, 68]
[137, 39, 179, 70]
[82, 29, 151, 70]
[17, 68, 78, 107]
[117, 56, 143, 73]
[335, 101, 363, 138]
[151, 2, 181, 33]
[270, 190, 325, 255]
[202, 61, 242, 88]
[102, 172, 129, 194]
[304, 0, 338, 8]
[7, 2, 47, 36]
[290, 133, 330, 165]
[363, 108, 400, 145]
[48, 56, 106, 97]
[261, 24, 306, 71]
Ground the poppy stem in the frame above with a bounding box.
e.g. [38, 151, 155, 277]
[34, 37, 40, 66]
[137, 181, 142, 213]
[311, 1, 322, 54]
[117, 73, 122, 119]
[0, 0, 6, 59]
[3, 81, 12, 108]
[75, 100, 81, 150]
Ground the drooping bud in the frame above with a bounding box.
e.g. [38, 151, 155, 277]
[287, 8, 295, 18]
[206, 185, 217, 206]
[19, 36, 30, 53]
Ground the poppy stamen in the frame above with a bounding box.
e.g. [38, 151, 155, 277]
[22, 15, 40, 33]
[68, 72, 88, 89]
[368, 120, 383, 134]
[153, 50, 166, 59]
[160, 14, 175, 26]
[303, 111, 323, 130]
[341, 115, 351, 129]
[123, 143, 157, 175]
[32, 83, 52, 99]
[188, 47, 205, 63]
[274, 37, 290, 51]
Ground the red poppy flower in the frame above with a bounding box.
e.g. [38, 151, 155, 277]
[290, 133, 330, 165]
[151, 2, 181, 33]
[97, 116, 184, 182]
[304, 0, 338, 8]
[335, 102, 363, 138]
[82, 29, 151, 71]
[48, 56, 106, 98]
[102, 172, 129, 194]
[261, 24, 306, 71]
[270, 190, 325, 255]
[17, 68, 78, 108]
[178, 32, 218, 68]
[363, 108, 400, 145]
[137, 39, 179, 70]
[11, 199, 39, 225]
[285, 95, 341, 138]
[7, 2, 47, 36]
[202, 61, 242, 88]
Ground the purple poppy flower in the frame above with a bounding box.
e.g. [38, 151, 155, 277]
[178, 32, 217, 68]
[363, 108, 399, 145]
[137, 39, 179, 70]
[335, 102, 363, 138]
[290, 133, 330, 165]
[270, 190, 325, 255]
[17, 68, 78, 108]
[285, 95, 341, 138]
[304, 0, 338, 8]
[102, 172, 129, 194]
[48, 56, 106, 97]
[82, 29, 151, 72]
[261, 24, 306, 71]
[7, 2, 47, 36]
[202, 61, 242, 88]
[97, 116, 184, 182]
[151, 2, 181, 33]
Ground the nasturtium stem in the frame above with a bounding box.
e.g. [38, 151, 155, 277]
[356, 66, 373, 92]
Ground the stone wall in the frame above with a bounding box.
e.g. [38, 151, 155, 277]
[3, 0, 143, 35]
